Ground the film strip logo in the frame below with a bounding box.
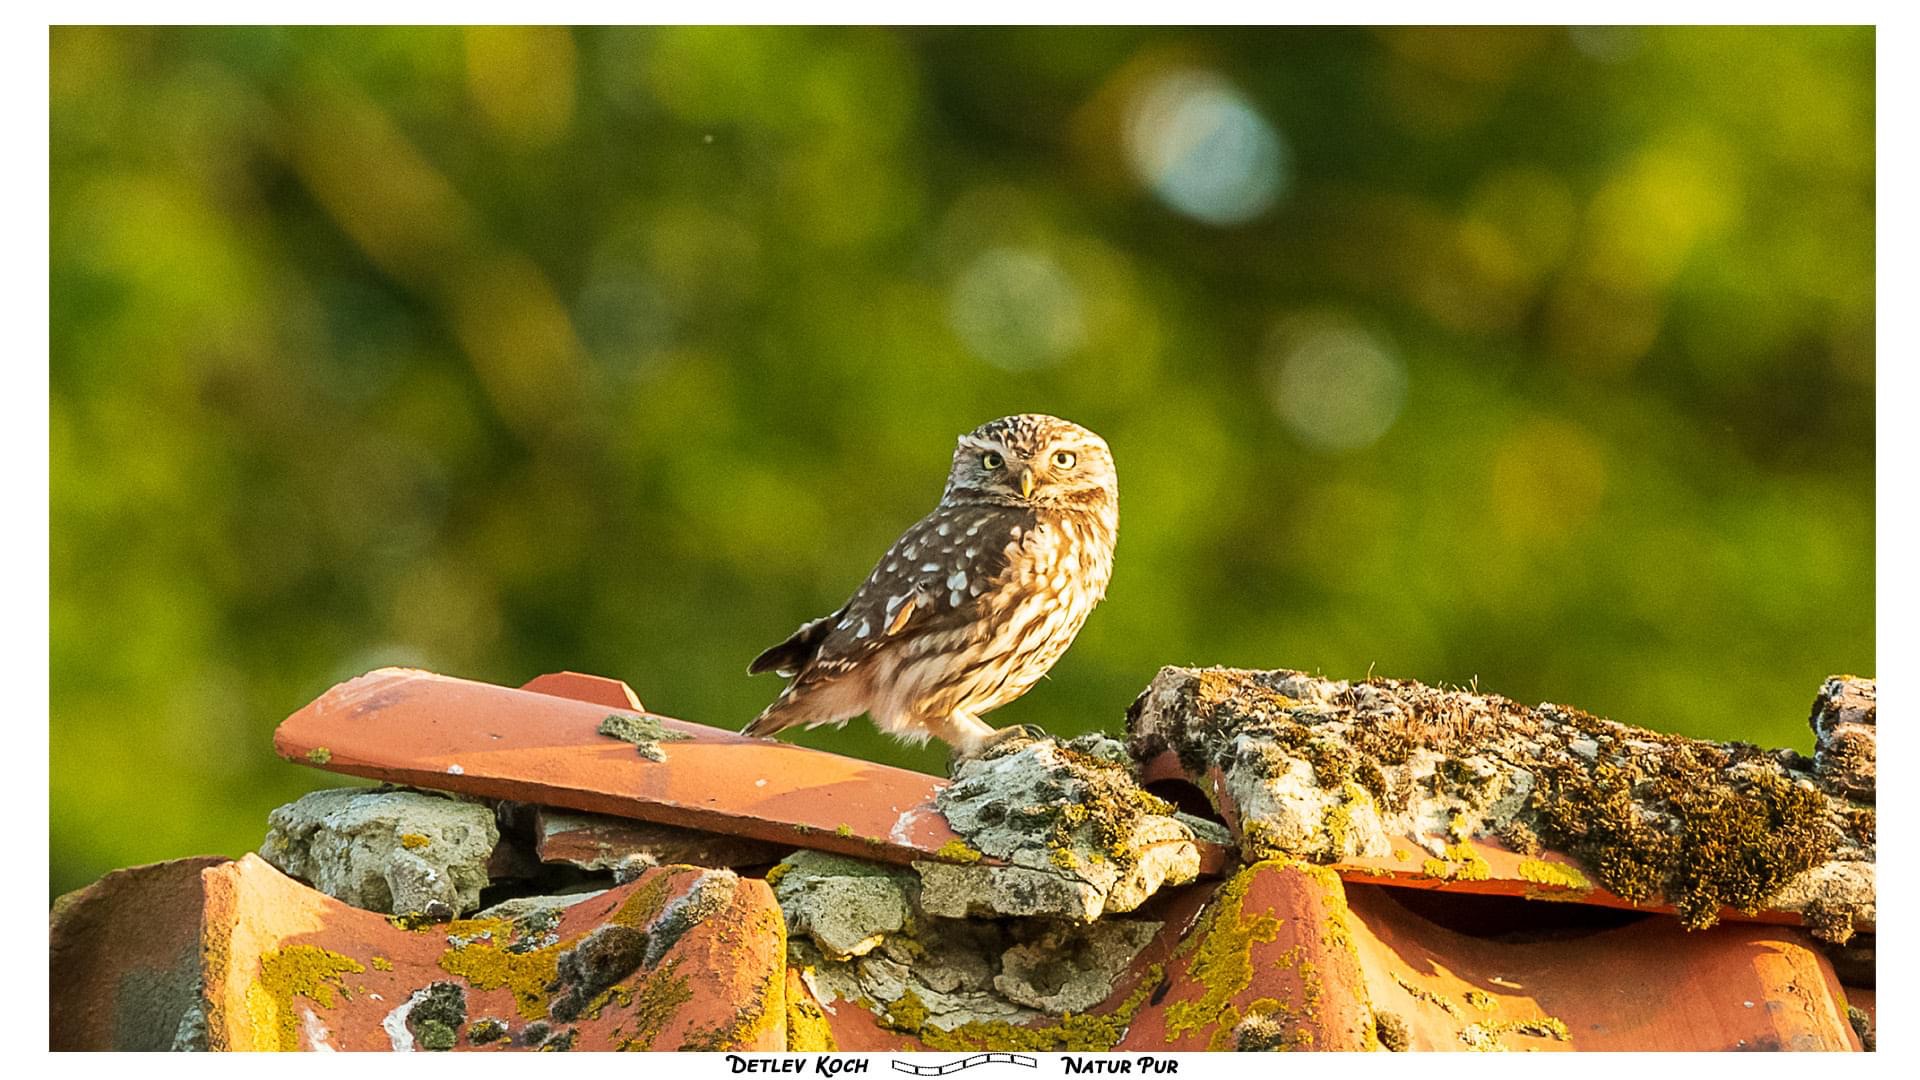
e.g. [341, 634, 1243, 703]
[890, 1053, 1039, 1075]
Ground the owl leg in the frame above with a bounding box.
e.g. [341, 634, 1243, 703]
[929, 710, 999, 755]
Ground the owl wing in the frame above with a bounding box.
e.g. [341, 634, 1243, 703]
[784, 502, 1031, 682]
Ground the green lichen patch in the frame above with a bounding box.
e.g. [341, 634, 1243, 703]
[598, 712, 690, 762]
[934, 839, 984, 864]
[1162, 863, 1284, 1042]
[1848, 1005, 1875, 1051]
[416, 1019, 456, 1050]
[1517, 858, 1591, 894]
[1421, 842, 1490, 882]
[614, 958, 694, 1050]
[467, 1017, 508, 1044]
[305, 747, 333, 765]
[246, 945, 366, 1051]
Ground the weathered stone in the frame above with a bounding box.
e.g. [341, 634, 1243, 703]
[1810, 676, 1875, 801]
[917, 734, 1200, 921]
[769, 850, 915, 960]
[1130, 666, 1877, 936]
[993, 920, 1161, 1014]
[259, 787, 499, 917]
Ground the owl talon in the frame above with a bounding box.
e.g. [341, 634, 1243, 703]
[953, 724, 1051, 765]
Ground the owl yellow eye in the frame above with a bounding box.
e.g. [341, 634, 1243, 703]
[981, 451, 1004, 470]
[1051, 450, 1076, 469]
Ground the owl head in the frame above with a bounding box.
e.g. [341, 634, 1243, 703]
[944, 414, 1117, 510]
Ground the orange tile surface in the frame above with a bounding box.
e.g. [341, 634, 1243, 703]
[275, 667, 967, 865]
[200, 854, 786, 1050]
[50, 855, 230, 1050]
[1343, 882, 1859, 1051]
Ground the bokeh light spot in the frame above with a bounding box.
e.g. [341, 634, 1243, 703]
[1265, 317, 1407, 454]
[949, 247, 1086, 371]
[1125, 69, 1288, 226]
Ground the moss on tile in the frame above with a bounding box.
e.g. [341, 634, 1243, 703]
[245, 945, 366, 1051]
[933, 838, 984, 864]
[1162, 863, 1283, 1042]
[786, 984, 839, 1052]
[1517, 858, 1591, 894]
[613, 958, 693, 1051]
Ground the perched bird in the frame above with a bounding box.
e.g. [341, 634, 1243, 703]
[745, 414, 1119, 755]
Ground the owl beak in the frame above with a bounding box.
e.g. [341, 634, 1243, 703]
[1019, 470, 1035, 500]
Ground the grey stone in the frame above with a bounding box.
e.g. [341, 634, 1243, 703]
[917, 737, 1200, 921]
[260, 787, 499, 916]
[770, 850, 915, 959]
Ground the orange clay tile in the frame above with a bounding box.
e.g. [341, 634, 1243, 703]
[520, 671, 646, 711]
[533, 807, 786, 871]
[274, 667, 965, 865]
[199, 854, 785, 1051]
[1342, 881, 1859, 1051]
[1139, 749, 1854, 933]
[50, 855, 230, 1051]
[1117, 860, 1375, 1050]
[277, 668, 1233, 873]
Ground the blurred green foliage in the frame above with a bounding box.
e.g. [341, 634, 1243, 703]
[50, 27, 1873, 898]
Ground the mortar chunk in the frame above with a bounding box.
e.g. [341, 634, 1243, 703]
[769, 850, 915, 960]
[921, 736, 1200, 921]
[260, 787, 499, 917]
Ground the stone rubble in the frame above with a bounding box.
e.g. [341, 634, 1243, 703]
[259, 787, 499, 917]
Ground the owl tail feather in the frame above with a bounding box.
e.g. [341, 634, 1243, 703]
[742, 694, 801, 739]
[747, 610, 841, 677]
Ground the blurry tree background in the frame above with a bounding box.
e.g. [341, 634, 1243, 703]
[50, 26, 1874, 896]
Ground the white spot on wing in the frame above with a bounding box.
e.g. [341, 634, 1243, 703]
[921, 562, 941, 573]
[856, 620, 871, 639]
[946, 570, 968, 591]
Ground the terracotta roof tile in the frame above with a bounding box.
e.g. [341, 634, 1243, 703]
[198, 855, 785, 1050]
[50, 855, 229, 1051]
[274, 667, 966, 864]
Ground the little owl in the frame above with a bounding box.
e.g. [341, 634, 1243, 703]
[745, 414, 1118, 755]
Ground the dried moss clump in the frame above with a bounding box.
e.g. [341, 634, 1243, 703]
[1374, 1010, 1410, 1051]
[467, 1017, 508, 1044]
[1531, 756, 1834, 928]
[598, 712, 690, 762]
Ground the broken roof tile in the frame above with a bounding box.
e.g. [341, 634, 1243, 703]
[50, 855, 230, 1051]
[199, 854, 785, 1050]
